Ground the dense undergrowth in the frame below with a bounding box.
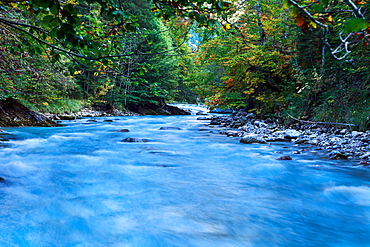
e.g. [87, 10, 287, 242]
[0, 0, 369, 129]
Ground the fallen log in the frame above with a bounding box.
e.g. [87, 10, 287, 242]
[287, 114, 359, 128]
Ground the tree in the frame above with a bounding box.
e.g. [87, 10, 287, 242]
[189, 0, 298, 115]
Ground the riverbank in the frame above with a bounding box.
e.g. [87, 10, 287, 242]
[197, 110, 370, 164]
[0, 98, 191, 127]
[45, 103, 191, 121]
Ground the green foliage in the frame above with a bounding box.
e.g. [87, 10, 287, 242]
[23, 99, 88, 114]
[0, 0, 369, 129]
[287, 28, 370, 129]
[344, 18, 370, 33]
[189, 0, 297, 115]
[0, 0, 200, 111]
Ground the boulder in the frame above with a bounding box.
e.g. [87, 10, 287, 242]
[240, 134, 267, 144]
[284, 129, 302, 139]
[329, 152, 348, 160]
[352, 131, 364, 138]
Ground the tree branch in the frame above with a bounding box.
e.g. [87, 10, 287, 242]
[288, 0, 328, 29]
[0, 17, 191, 61]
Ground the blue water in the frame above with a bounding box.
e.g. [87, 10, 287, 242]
[0, 105, 369, 247]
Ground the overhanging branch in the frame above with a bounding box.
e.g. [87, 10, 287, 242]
[0, 17, 190, 61]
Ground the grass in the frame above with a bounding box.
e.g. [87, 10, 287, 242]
[20, 98, 89, 115]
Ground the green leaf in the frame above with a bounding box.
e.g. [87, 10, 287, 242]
[35, 47, 43, 54]
[311, 4, 323, 13]
[344, 18, 370, 33]
[283, 0, 292, 9]
[40, 1, 49, 8]
[50, 18, 60, 26]
[290, 7, 299, 18]
[320, 0, 329, 7]
[56, 30, 64, 39]
[50, 3, 59, 15]
[43, 15, 54, 23]
[28, 47, 35, 55]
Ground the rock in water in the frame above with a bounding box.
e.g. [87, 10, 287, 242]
[114, 129, 130, 132]
[277, 155, 293, 160]
[240, 134, 267, 144]
[122, 137, 149, 142]
[159, 127, 182, 130]
[0, 98, 60, 127]
[329, 152, 348, 160]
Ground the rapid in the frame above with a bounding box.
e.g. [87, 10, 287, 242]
[0, 104, 369, 247]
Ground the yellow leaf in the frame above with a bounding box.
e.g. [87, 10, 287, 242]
[221, 24, 232, 31]
[309, 21, 317, 28]
[328, 15, 333, 22]
[94, 72, 99, 76]
[74, 70, 82, 75]
[11, 2, 18, 8]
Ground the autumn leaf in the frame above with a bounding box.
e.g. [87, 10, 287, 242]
[296, 13, 306, 27]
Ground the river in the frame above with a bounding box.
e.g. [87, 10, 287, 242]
[0, 104, 369, 246]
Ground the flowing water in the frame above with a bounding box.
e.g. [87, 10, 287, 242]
[0, 105, 369, 247]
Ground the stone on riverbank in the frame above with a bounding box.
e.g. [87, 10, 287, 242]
[240, 134, 267, 144]
[202, 112, 370, 161]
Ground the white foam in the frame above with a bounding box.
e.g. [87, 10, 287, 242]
[1, 160, 37, 177]
[323, 185, 370, 206]
[7, 138, 45, 148]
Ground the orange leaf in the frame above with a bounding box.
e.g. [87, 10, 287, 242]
[296, 13, 306, 27]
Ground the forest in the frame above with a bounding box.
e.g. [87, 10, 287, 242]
[0, 0, 369, 129]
